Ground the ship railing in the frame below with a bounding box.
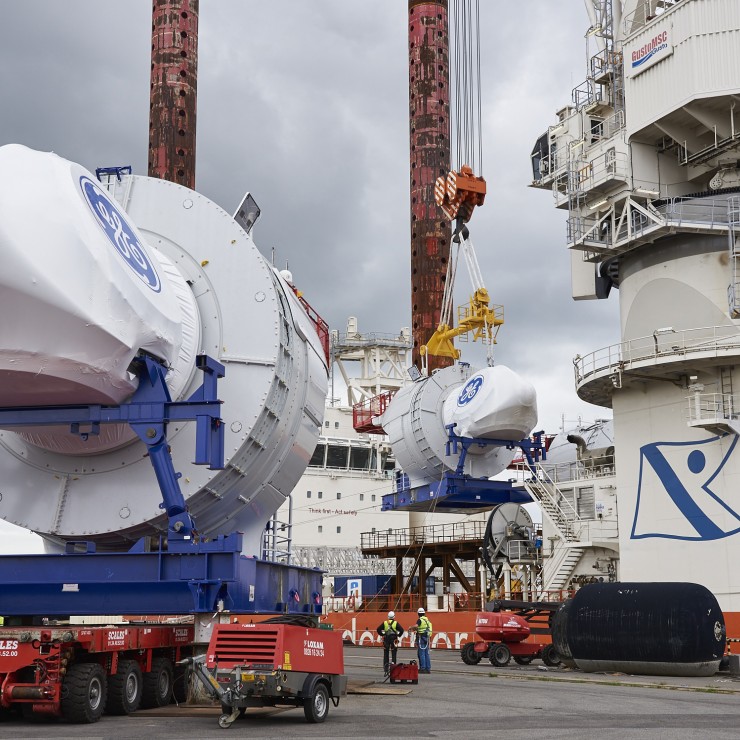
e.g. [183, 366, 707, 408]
[623, 0, 683, 38]
[330, 330, 413, 351]
[610, 196, 726, 246]
[588, 110, 625, 143]
[572, 78, 604, 111]
[657, 196, 730, 229]
[361, 520, 487, 550]
[685, 392, 740, 430]
[574, 325, 740, 386]
[569, 149, 629, 197]
[574, 518, 619, 541]
[570, 194, 732, 253]
[339, 592, 488, 614]
[510, 458, 615, 486]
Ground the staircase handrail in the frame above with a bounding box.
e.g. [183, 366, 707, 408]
[525, 462, 583, 542]
[539, 543, 581, 596]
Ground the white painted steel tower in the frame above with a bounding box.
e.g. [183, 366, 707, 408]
[530, 0, 740, 628]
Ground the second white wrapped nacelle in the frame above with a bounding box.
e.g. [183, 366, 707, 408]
[381, 364, 537, 490]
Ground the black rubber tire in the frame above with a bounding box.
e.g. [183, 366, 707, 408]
[303, 682, 330, 724]
[513, 655, 535, 665]
[172, 663, 190, 704]
[105, 659, 143, 715]
[489, 643, 512, 667]
[142, 656, 174, 708]
[541, 643, 561, 667]
[61, 663, 107, 724]
[461, 642, 482, 665]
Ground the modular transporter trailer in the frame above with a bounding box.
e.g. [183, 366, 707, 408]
[0, 623, 194, 722]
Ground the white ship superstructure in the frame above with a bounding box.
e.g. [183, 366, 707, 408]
[530, 0, 740, 627]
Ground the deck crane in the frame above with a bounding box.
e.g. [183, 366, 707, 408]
[420, 0, 502, 375]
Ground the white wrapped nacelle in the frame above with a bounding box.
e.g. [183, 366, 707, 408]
[381, 364, 537, 490]
[0, 144, 328, 553]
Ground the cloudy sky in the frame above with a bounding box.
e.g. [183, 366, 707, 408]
[0, 2, 619, 549]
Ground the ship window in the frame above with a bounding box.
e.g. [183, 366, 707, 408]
[337, 492, 342, 500]
[309, 444, 326, 467]
[326, 444, 350, 468]
[371, 527, 376, 533]
[318, 526, 323, 533]
[318, 491, 323, 499]
[350, 446, 371, 470]
[360, 494, 365, 502]
[336, 526, 341, 534]
[325, 421, 329, 427]
[371, 495, 376, 502]
[334, 421, 340, 429]
[307, 490, 312, 499]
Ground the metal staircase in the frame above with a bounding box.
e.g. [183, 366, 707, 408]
[523, 464, 585, 594]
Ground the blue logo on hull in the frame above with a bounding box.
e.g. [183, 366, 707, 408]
[80, 176, 161, 292]
[631, 435, 740, 541]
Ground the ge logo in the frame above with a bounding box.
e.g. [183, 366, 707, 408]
[80, 176, 161, 292]
[457, 376, 483, 406]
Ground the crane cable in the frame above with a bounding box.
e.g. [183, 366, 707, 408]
[451, 0, 483, 175]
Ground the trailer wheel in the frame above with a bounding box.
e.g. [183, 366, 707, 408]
[541, 643, 561, 667]
[513, 655, 534, 665]
[106, 659, 143, 715]
[142, 657, 174, 708]
[220, 704, 247, 717]
[461, 642, 482, 665]
[489, 644, 511, 667]
[303, 682, 330, 724]
[61, 663, 107, 724]
[172, 663, 190, 704]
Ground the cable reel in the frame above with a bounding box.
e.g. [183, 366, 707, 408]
[482, 502, 535, 578]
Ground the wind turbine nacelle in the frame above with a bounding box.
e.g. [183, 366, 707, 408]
[0, 144, 328, 554]
[381, 364, 537, 490]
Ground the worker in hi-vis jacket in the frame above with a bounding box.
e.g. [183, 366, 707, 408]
[377, 610, 404, 674]
[411, 607, 433, 673]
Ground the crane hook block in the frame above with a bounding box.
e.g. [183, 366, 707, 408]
[434, 165, 486, 223]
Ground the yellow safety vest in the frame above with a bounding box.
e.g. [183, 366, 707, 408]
[418, 615, 432, 635]
[383, 620, 399, 633]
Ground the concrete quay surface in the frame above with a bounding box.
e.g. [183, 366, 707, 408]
[1, 645, 739, 739]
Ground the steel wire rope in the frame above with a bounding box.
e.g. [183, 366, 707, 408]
[452, 0, 462, 170]
[475, 0, 482, 175]
[450, 0, 482, 173]
[440, 236, 461, 327]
